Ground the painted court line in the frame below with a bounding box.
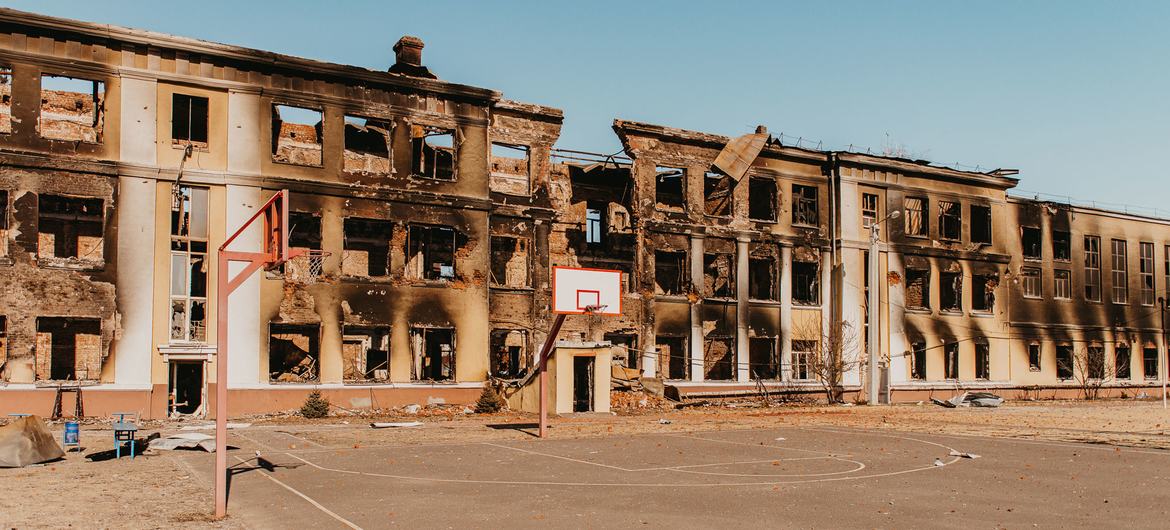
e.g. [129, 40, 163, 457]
[232, 455, 362, 530]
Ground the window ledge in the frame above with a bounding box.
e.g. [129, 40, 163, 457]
[940, 310, 964, 316]
[411, 173, 457, 183]
[749, 218, 778, 224]
[905, 308, 932, 315]
[970, 311, 995, 318]
[748, 298, 782, 305]
[406, 279, 458, 288]
[37, 257, 105, 271]
[792, 303, 822, 309]
[271, 158, 324, 169]
[655, 294, 690, 302]
[490, 285, 535, 292]
[341, 275, 394, 283]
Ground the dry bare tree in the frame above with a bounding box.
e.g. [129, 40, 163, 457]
[792, 318, 862, 403]
[1058, 345, 1112, 400]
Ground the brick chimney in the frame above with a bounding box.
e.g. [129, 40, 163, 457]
[389, 35, 437, 79]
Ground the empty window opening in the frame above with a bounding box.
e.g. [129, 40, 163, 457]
[940, 271, 963, 312]
[1084, 236, 1102, 302]
[605, 333, 639, 370]
[38, 195, 103, 262]
[904, 196, 928, 237]
[1054, 269, 1071, 300]
[792, 340, 816, 380]
[657, 336, 688, 380]
[489, 236, 529, 288]
[1087, 345, 1105, 380]
[703, 253, 735, 298]
[411, 125, 456, 181]
[974, 341, 990, 380]
[972, 273, 997, 312]
[704, 171, 733, 217]
[1056, 345, 1074, 380]
[703, 336, 734, 380]
[283, 212, 322, 278]
[573, 356, 595, 412]
[1115, 344, 1130, 380]
[170, 186, 208, 343]
[342, 218, 392, 277]
[748, 337, 779, 380]
[1143, 347, 1159, 380]
[0, 316, 7, 371]
[490, 329, 529, 378]
[168, 361, 204, 416]
[938, 201, 961, 240]
[655, 166, 686, 210]
[0, 66, 10, 134]
[585, 203, 605, 245]
[1028, 343, 1041, 371]
[748, 177, 777, 222]
[271, 104, 322, 166]
[792, 260, 820, 306]
[970, 205, 992, 245]
[944, 343, 959, 380]
[1022, 227, 1041, 259]
[861, 193, 879, 229]
[343, 116, 391, 174]
[490, 143, 530, 195]
[1053, 231, 1071, 261]
[343, 326, 391, 382]
[1111, 239, 1128, 304]
[40, 75, 104, 142]
[654, 250, 688, 296]
[910, 341, 926, 380]
[408, 224, 456, 280]
[792, 184, 819, 226]
[905, 268, 931, 311]
[269, 324, 320, 383]
[748, 257, 778, 301]
[1140, 242, 1154, 305]
[171, 93, 209, 148]
[410, 327, 455, 381]
[36, 317, 101, 381]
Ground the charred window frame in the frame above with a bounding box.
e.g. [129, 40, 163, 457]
[35, 317, 102, 381]
[1027, 343, 1041, 371]
[656, 336, 689, 380]
[703, 253, 735, 299]
[792, 184, 819, 227]
[490, 143, 531, 195]
[910, 341, 926, 380]
[970, 205, 992, 245]
[972, 273, 996, 313]
[1115, 344, 1131, 380]
[39, 74, 105, 143]
[1087, 345, 1105, 380]
[748, 177, 777, 222]
[940, 271, 963, 313]
[410, 125, 456, 181]
[605, 333, 639, 370]
[269, 323, 320, 383]
[342, 326, 391, 382]
[703, 171, 733, 218]
[271, 104, 323, 167]
[0, 65, 11, 134]
[1021, 227, 1041, 260]
[654, 250, 688, 296]
[792, 261, 820, 306]
[792, 340, 816, 381]
[288, 212, 322, 250]
[490, 329, 529, 378]
[343, 115, 392, 175]
[489, 235, 530, 288]
[1084, 235, 1102, 302]
[748, 256, 779, 301]
[1052, 231, 1071, 262]
[1021, 267, 1042, 299]
[585, 202, 605, 246]
[1056, 345, 1074, 380]
[748, 337, 779, 380]
[171, 93, 209, 149]
[974, 340, 990, 380]
[861, 193, 879, 229]
[170, 186, 209, 343]
[904, 267, 931, 311]
[938, 201, 961, 241]
[408, 224, 457, 281]
[1111, 239, 1128, 305]
[903, 196, 928, 237]
[944, 342, 959, 380]
[1139, 242, 1154, 306]
[1143, 347, 1159, 380]
[38, 194, 104, 263]
[342, 218, 393, 278]
[654, 166, 686, 210]
[1054, 269, 1072, 300]
[410, 327, 456, 382]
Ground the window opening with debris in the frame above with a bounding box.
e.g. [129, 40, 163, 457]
[269, 324, 320, 383]
[1054, 269, 1071, 300]
[792, 259, 820, 306]
[1115, 344, 1130, 379]
[282, 212, 322, 278]
[910, 341, 926, 380]
[1140, 242, 1154, 305]
[940, 271, 962, 312]
[1028, 343, 1041, 371]
[905, 267, 930, 310]
[1084, 235, 1102, 302]
[490, 143, 531, 195]
[168, 361, 204, 416]
[411, 125, 456, 181]
[861, 193, 878, 229]
[944, 342, 959, 380]
[703, 253, 735, 299]
[38, 194, 103, 263]
[36, 317, 101, 381]
[172, 93, 209, 148]
[585, 203, 604, 245]
[704, 171, 733, 217]
[605, 333, 639, 370]
[0, 66, 11, 134]
[0, 316, 6, 372]
[1087, 345, 1105, 380]
[490, 329, 528, 378]
[1053, 231, 1071, 261]
[408, 224, 456, 280]
[1143, 347, 1158, 380]
[170, 186, 209, 342]
[342, 326, 391, 382]
[1111, 239, 1128, 304]
[1022, 227, 1041, 260]
[974, 340, 990, 380]
[748, 177, 777, 222]
[792, 184, 818, 226]
[40, 75, 104, 142]
[272, 104, 322, 166]
[342, 218, 392, 278]
[971, 273, 996, 312]
[792, 340, 816, 380]
[1056, 345, 1074, 379]
[343, 115, 392, 174]
[655, 166, 686, 210]
[654, 250, 688, 296]
[748, 256, 778, 301]
[1021, 267, 1041, 298]
[703, 335, 735, 380]
[410, 327, 455, 381]
[748, 337, 779, 380]
[970, 205, 991, 245]
[490, 236, 529, 288]
[657, 336, 688, 380]
[904, 196, 927, 237]
[938, 201, 961, 241]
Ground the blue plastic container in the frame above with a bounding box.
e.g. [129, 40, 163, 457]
[63, 421, 80, 447]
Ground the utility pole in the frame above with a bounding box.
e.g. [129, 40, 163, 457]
[867, 210, 900, 405]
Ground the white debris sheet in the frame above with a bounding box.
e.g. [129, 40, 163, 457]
[149, 433, 216, 452]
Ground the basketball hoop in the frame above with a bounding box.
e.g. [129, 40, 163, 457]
[582, 304, 608, 314]
[283, 249, 331, 284]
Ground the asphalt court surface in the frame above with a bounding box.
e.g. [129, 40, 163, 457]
[177, 425, 1170, 528]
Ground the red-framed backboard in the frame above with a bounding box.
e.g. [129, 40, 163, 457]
[551, 266, 622, 315]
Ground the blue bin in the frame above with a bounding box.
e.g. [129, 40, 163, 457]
[63, 421, 80, 447]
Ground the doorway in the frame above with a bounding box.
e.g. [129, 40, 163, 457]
[573, 356, 594, 412]
[168, 361, 205, 416]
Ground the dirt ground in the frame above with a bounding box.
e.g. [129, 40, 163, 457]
[2, 396, 1168, 528]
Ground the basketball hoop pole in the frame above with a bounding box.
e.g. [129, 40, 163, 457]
[537, 313, 567, 439]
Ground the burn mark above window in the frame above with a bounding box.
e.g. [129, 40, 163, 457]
[0, 66, 12, 134]
[654, 250, 688, 296]
[38, 194, 104, 264]
[748, 177, 777, 222]
[490, 235, 530, 288]
[343, 116, 391, 175]
[172, 93, 209, 148]
[938, 201, 961, 241]
[1022, 226, 1041, 260]
[970, 205, 991, 245]
[271, 104, 322, 166]
[408, 224, 456, 281]
[343, 218, 393, 278]
[655, 166, 686, 210]
[703, 171, 732, 217]
[490, 143, 530, 196]
[39, 75, 105, 143]
[411, 125, 456, 181]
[792, 184, 819, 227]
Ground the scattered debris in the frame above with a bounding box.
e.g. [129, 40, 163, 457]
[148, 433, 216, 452]
[370, 422, 423, 429]
[0, 415, 64, 468]
[404, 404, 422, 414]
[658, 419, 672, 424]
[931, 392, 1003, 408]
[948, 450, 981, 459]
[933, 458, 945, 467]
[179, 423, 251, 431]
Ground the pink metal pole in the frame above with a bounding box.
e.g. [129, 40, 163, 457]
[214, 253, 229, 519]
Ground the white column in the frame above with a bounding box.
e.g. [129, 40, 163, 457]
[887, 252, 908, 386]
[840, 249, 864, 387]
[690, 234, 705, 382]
[224, 185, 264, 387]
[780, 246, 793, 380]
[736, 236, 750, 382]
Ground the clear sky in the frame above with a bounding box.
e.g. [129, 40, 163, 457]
[9, 1, 1168, 211]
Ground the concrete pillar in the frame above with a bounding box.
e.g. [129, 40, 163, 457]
[840, 248, 864, 387]
[224, 185, 264, 387]
[642, 344, 657, 378]
[820, 249, 832, 340]
[887, 252, 908, 385]
[780, 245, 793, 380]
[690, 233, 705, 382]
[736, 235, 750, 382]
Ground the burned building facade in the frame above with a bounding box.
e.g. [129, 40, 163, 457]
[0, 9, 1166, 418]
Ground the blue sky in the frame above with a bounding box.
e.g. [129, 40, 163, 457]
[10, 1, 1168, 210]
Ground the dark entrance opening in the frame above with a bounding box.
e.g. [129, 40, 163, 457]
[573, 356, 594, 412]
[169, 361, 204, 416]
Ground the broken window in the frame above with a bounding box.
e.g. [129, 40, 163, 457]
[282, 212, 322, 280]
[1054, 269, 1071, 300]
[655, 166, 685, 210]
[269, 324, 319, 383]
[36, 317, 101, 381]
[38, 195, 104, 263]
[1021, 267, 1041, 299]
[703, 336, 734, 380]
[861, 193, 878, 229]
[0, 316, 6, 370]
[0, 66, 10, 134]
[410, 327, 455, 381]
[748, 337, 779, 380]
[271, 104, 322, 166]
[792, 341, 816, 380]
[792, 184, 818, 226]
[490, 143, 530, 195]
[1140, 242, 1154, 306]
[703, 171, 732, 217]
[411, 125, 456, 181]
[970, 205, 991, 245]
[792, 260, 820, 306]
[1087, 345, 1105, 380]
[974, 340, 989, 380]
[408, 224, 456, 280]
[1053, 231, 1071, 261]
[1144, 347, 1158, 380]
[938, 201, 961, 241]
[0, 189, 8, 256]
[940, 271, 962, 312]
[171, 93, 209, 148]
[944, 342, 959, 380]
[748, 177, 777, 222]
[1115, 344, 1130, 380]
[490, 329, 528, 378]
[343, 115, 391, 174]
[1056, 345, 1074, 379]
[585, 203, 604, 245]
[489, 236, 529, 288]
[1028, 343, 1041, 371]
[39, 75, 104, 143]
[1022, 226, 1041, 260]
[1084, 235, 1101, 302]
[1111, 239, 1128, 304]
[972, 273, 997, 313]
[605, 333, 639, 370]
[170, 186, 209, 343]
[342, 326, 390, 382]
[654, 250, 688, 296]
[703, 253, 735, 298]
[657, 336, 688, 380]
[910, 341, 926, 380]
[905, 268, 930, 311]
[903, 196, 927, 237]
[343, 218, 393, 277]
[748, 256, 778, 301]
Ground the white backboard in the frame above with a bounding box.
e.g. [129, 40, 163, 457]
[552, 266, 622, 315]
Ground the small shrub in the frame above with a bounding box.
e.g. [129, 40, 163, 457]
[300, 390, 331, 418]
[475, 384, 506, 413]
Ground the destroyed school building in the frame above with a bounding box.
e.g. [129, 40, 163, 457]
[0, 9, 1166, 418]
